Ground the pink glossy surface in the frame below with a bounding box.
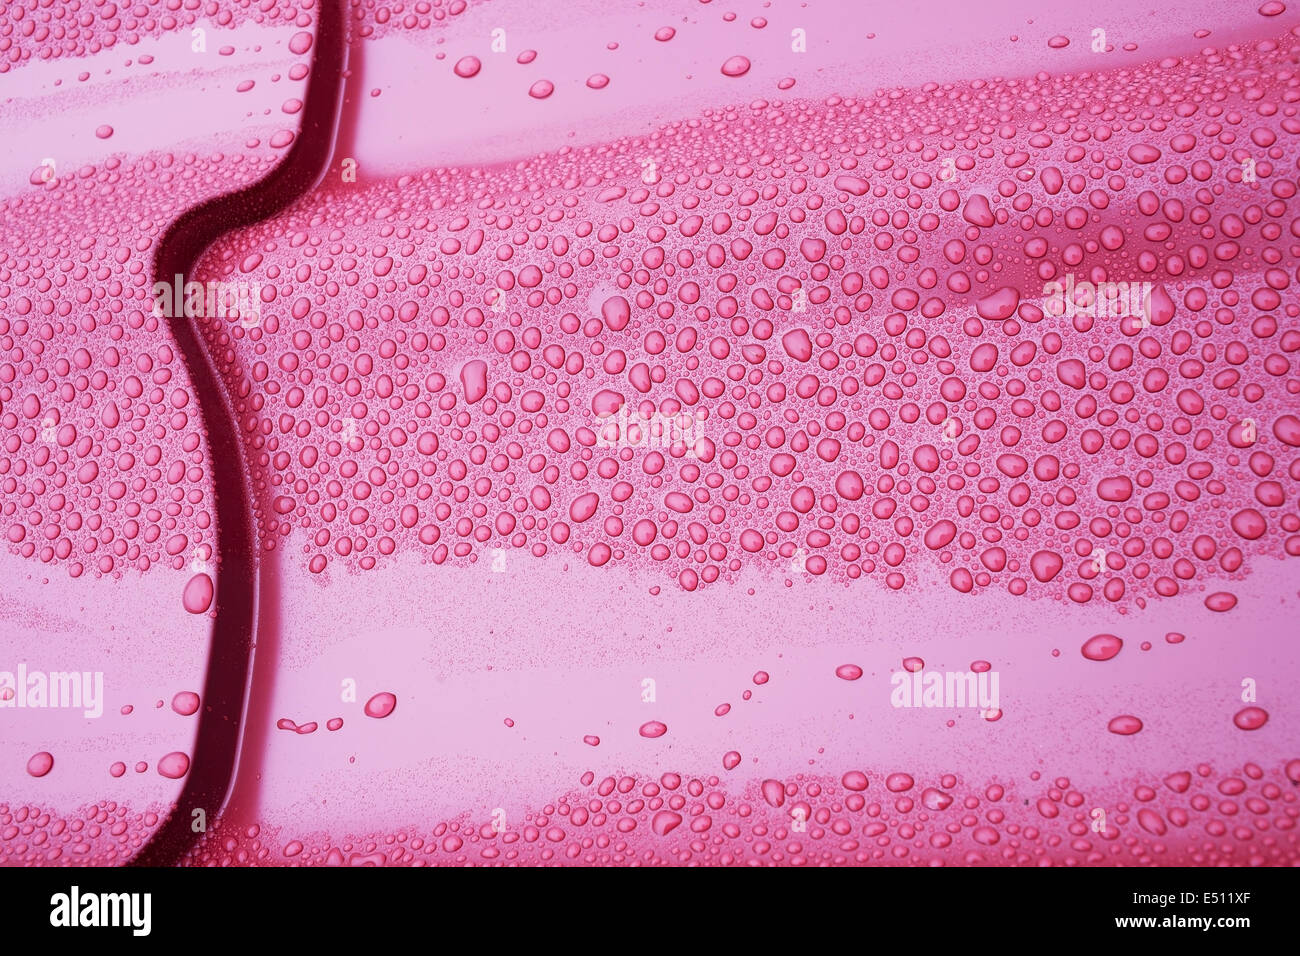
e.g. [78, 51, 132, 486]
[3, 0, 1299, 865]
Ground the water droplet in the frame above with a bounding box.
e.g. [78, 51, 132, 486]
[638, 720, 668, 739]
[157, 751, 190, 779]
[720, 55, 751, 77]
[27, 752, 54, 777]
[1108, 715, 1144, 735]
[1081, 633, 1124, 661]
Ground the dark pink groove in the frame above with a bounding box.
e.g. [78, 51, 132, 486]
[129, 0, 349, 867]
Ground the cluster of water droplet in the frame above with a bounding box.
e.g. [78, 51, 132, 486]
[165, 759, 1300, 866]
[0, 0, 488, 73]
[188, 31, 1300, 606]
